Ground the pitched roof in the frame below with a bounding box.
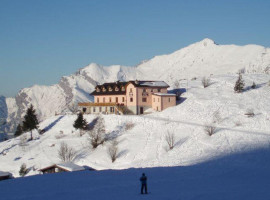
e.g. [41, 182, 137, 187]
[56, 162, 85, 172]
[91, 81, 128, 96]
[153, 93, 176, 96]
[91, 80, 169, 96]
[39, 162, 85, 172]
[0, 171, 12, 177]
[128, 80, 169, 88]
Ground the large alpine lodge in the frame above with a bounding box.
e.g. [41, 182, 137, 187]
[78, 80, 176, 115]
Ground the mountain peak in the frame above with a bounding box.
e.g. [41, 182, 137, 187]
[199, 38, 216, 46]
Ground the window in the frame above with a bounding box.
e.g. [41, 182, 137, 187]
[158, 98, 160, 102]
[99, 107, 102, 112]
[109, 87, 112, 91]
[130, 98, 133, 102]
[116, 97, 118, 103]
[97, 97, 99, 103]
[109, 97, 112, 102]
[103, 97, 105, 102]
[168, 98, 170, 102]
[122, 97, 125, 102]
[110, 107, 114, 113]
[121, 87, 125, 91]
[130, 88, 132, 92]
[143, 88, 146, 92]
[158, 88, 161, 92]
[83, 108, 86, 112]
[151, 89, 153, 92]
[93, 107, 96, 112]
[153, 98, 155, 102]
[142, 98, 147, 102]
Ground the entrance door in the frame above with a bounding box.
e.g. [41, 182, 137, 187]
[140, 107, 144, 114]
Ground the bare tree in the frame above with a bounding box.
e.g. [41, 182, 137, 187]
[125, 122, 135, 131]
[19, 134, 28, 151]
[213, 110, 222, 124]
[173, 81, 180, 89]
[234, 121, 242, 127]
[88, 116, 106, 149]
[204, 124, 216, 136]
[238, 68, 246, 74]
[245, 108, 255, 117]
[108, 140, 118, 162]
[201, 77, 211, 88]
[165, 131, 175, 150]
[58, 142, 77, 162]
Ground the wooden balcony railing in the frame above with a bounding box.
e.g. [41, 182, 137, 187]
[78, 102, 117, 107]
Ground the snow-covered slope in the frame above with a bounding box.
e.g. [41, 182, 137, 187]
[1, 39, 270, 134]
[2, 150, 270, 200]
[1, 74, 269, 177]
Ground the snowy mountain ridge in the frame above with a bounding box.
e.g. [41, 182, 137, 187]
[1, 38, 270, 134]
[0, 73, 270, 178]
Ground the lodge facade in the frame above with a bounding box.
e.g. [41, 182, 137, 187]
[78, 80, 176, 115]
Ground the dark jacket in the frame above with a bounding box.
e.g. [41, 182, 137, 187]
[140, 175, 147, 185]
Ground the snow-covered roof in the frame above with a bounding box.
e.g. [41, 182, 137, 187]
[56, 162, 85, 172]
[153, 93, 176, 96]
[139, 81, 169, 87]
[0, 171, 12, 177]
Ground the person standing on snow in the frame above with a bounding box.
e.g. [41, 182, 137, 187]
[140, 173, 148, 194]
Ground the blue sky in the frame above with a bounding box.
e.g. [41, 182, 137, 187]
[1, 0, 270, 97]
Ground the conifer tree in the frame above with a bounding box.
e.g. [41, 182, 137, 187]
[14, 124, 23, 137]
[234, 73, 245, 93]
[73, 112, 87, 130]
[19, 163, 28, 177]
[22, 104, 39, 141]
[251, 81, 256, 89]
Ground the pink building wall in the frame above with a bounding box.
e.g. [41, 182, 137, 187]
[152, 94, 176, 111]
[94, 95, 126, 105]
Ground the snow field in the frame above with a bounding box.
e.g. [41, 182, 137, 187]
[0, 74, 270, 179]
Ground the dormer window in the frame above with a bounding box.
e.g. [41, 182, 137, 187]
[108, 87, 112, 91]
[102, 87, 106, 92]
[121, 87, 125, 91]
[96, 88, 100, 92]
[115, 87, 119, 91]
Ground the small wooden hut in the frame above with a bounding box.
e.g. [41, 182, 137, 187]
[39, 162, 86, 174]
[0, 171, 12, 181]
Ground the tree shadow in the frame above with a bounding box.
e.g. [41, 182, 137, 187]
[42, 116, 64, 133]
[73, 150, 89, 162]
[175, 137, 189, 147]
[243, 82, 268, 92]
[117, 149, 129, 159]
[86, 117, 99, 131]
[14, 157, 22, 161]
[105, 124, 126, 141]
